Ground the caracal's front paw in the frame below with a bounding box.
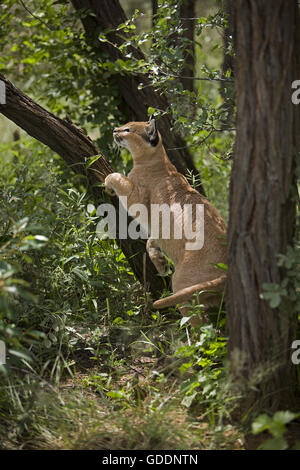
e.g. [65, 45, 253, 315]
[153, 252, 169, 275]
[104, 174, 117, 197]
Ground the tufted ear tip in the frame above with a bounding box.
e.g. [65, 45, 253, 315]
[146, 117, 159, 146]
[148, 116, 156, 127]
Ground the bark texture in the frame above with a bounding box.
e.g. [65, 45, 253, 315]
[152, 0, 195, 98]
[176, 0, 196, 93]
[0, 72, 167, 297]
[220, 0, 234, 128]
[152, 0, 158, 20]
[70, 0, 204, 192]
[227, 1, 300, 410]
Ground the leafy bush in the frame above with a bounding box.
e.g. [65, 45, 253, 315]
[252, 411, 300, 450]
[0, 136, 141, 380]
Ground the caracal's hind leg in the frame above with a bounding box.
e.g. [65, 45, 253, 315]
[146, 239, 169, 275]
[171, 263, 203, 327]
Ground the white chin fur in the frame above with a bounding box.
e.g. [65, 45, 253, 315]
[114, 136, 130, 150]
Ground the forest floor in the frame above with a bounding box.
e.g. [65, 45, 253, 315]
[33, 352, 246, 451]
[2, 310, 300, 451]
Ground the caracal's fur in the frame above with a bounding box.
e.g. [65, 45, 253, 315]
[105, 119, 227, 321]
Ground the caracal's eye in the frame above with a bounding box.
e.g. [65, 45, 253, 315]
[123, 128, 130, 132]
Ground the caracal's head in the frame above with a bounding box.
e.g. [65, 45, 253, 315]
[113, 118, 161, 160]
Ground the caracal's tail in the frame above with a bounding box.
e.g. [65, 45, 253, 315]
[153, 274, 226, 309]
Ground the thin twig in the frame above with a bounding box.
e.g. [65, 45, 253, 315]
[168, 130, 214, 151]
[162, 71, 233, 83]
[19, 0, 53, 30]
[100, 34, 233, 84]
[167, 127, 235, 151]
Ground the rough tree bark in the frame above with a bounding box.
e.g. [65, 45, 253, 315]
[177, 0, 196, 94]
[220, 0, 234, 128]
[0, 72, 167, 297]
[227, 1, 300, 411]
[152, 0, 158, 20]
[221, 0, 233, 81]
[70, 0, 205, 193]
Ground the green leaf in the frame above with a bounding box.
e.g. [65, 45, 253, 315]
[107, 390, 126, 399]
[71, 267, 89, 282]
[112, 316, 126, 325]
[215, 262, 228, 271]
[87, 203, 95, 214]
[252, 414, 272, 434]
[269, 293, 281, 308]
[293, 440, 300, 450]
[147, 107, 156, 116]
[179, 361, 193, 373]
[13, 217, 29, 234]
[8, 349, 33, 362]
[181, 391, 197, 408]
[273, 411, 299, 425]
[180, 316, 191, 327]
[259, 437, 288, 450]
[34, 235, 48, 242]
[86, 154, 102, 168]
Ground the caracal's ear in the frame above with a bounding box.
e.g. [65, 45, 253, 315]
[146, 117, 159, 146]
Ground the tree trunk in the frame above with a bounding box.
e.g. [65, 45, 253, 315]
[227, 0, 300, 411]
[177, 0, 196, 94]
[70, 0, 205, 193]
[220, 0, 234, 128]
[0, 72, 167, 298]
[152, 0, 158, 22]
[152, 0, 195, 93]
